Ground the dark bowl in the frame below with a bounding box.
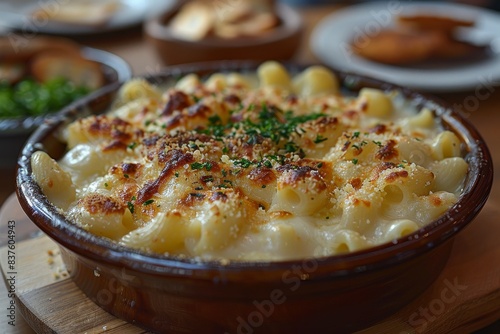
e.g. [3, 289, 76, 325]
[144, 1, 303, 65]
[16, 61, 493, 333]
[0, 43, 132, 169]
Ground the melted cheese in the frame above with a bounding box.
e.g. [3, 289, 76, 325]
[32, 62, 468, 261]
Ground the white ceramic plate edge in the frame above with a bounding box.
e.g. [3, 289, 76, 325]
[310, 1, 500, 92]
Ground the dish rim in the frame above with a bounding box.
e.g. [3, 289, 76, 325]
[16, 61, 493, 281]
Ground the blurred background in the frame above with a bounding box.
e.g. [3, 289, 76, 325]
[0, 1, 498, 333]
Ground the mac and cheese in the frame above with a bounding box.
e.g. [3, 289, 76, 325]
[31, 61, 468, 261]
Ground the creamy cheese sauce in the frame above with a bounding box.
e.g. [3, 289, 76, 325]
[31, 62, 467, 261]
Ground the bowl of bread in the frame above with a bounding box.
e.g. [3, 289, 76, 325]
[145, 0, 303, 64]
[0, 36, 131, 168]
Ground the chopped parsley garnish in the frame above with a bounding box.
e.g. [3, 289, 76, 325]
[242, 104, 325, 148]
[191, 162, 212, 171]
[174, 172, 179, 178]
[143, 199, 154, 206]
[352, 131, 360, 139]
[284, 141, 300, 153]
[127, 201, 135, 214]
[218, 179, 233, 189]
[197, 114, 228, 138]
[267, 154, 286, 165]
[373, 140, 382, 147]
[201, 175, 214, 183]
[314, 135, 328, 144]
[317, 162, 323, 168]
[128, 142, 137, 150]
[233, 158, 253, 168]
[208, 115, 222, 125]
[191, 162, 203, 170]
[352, 158, 359, 165]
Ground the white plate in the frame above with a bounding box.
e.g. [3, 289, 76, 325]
[311, 1, 500, 92]
[0, 0, 175, 35]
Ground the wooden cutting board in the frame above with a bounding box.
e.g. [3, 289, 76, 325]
[1, 194, 499, 334]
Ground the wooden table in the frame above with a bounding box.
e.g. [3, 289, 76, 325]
[0, 4, 498, 333]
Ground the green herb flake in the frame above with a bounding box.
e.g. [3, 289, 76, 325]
[208, 115, 222, 125]
[233, 158, 253, 168]
[284, 141, 299, 153]
[313, 135, 328, 144]
[191, 162, 213, 171]
[352, 158, 359, 165]
[127, 201, 135, 214]
[143, 199, 154, 206]
[191, 162, 203, 170]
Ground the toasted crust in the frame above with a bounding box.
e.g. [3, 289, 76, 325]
[31, 0, 120, 27]
[351, 12, 485, 66]
[351, 29, 446, 65]
[169, 0, 279, 40]
[30, 52, 104, 89]
[0, 36, 81, 63]
[397, 14, 475, 33]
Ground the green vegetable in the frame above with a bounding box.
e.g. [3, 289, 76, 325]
[0, 77, 91, 118]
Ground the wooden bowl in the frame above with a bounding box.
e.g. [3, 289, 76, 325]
[0, 37, 132, 168]
[144, 2, 303, 65]
[16, 61, 493, 333]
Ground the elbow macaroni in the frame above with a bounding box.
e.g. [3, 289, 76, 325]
[31, 62, 469, 261]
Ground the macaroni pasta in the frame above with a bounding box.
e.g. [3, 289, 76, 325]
[31, 61, 468, 261]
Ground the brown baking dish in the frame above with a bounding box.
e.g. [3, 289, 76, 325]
[16, 61, 493, 333]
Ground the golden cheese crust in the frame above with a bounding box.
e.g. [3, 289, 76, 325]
[32, 62, 468, 261]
